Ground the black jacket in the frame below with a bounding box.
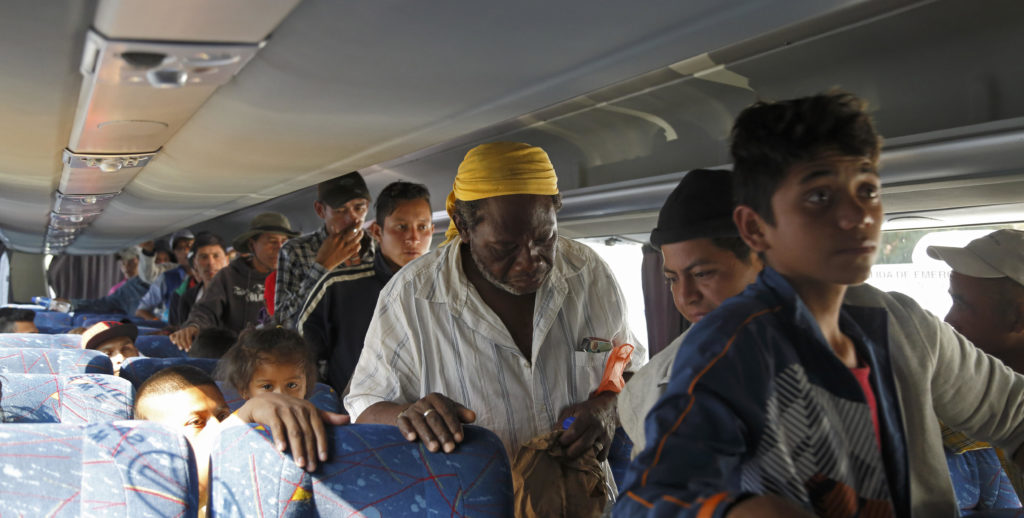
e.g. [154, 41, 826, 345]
[296, 252, 395, 394]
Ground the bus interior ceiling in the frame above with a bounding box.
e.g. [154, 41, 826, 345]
[0, 0, 1023, 258]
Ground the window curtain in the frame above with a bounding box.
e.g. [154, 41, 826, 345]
[0, 242, 8, 306]
[47, 253, 122, 300]
[641, 244, 688, 358]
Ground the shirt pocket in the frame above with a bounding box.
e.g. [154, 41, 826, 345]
[573, 350, 611, 400]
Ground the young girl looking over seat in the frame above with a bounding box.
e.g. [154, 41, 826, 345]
[215, 327, 316, 400]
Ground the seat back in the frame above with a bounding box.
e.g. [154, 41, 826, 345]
[73, 313, 131, 327]
[0, 421, 198, 516]
[0, 332, 82, 349]
[37, 325, 74, 334]
[946, 446, 1022, 511]
[209, 423, 513, 517]
[74, 313, 165, 329]
[135, 334, 186, 359]
[0, 373, 135, 423]
[217, 381, 343, 413]
[34, 309, 72, 328]
[119, 356, 218, 389]
[0, 347, 112, 374]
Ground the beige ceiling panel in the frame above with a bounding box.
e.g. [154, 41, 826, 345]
[94, 0, 301, 43]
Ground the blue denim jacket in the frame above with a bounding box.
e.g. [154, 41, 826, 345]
[72, 276, 151, 316]
[615, 267, 910, 518]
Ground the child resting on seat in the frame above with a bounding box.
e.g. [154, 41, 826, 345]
[82, 320, 140, 375]
[214, 327, 316, 400]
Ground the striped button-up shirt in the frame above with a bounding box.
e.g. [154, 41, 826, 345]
[345, 235, 646, 457]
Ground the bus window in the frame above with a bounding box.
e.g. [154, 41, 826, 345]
[577, 237, 647, 345]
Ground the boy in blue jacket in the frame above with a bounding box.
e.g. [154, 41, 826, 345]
[616, 92, 1024, 517]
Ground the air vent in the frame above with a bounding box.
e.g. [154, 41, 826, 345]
[44, 0, 300, 254]
[53, 192, 118, 215]
[49, 212, 100, 230]
[67, 31, 260, 154]
[58, 150, 157, 196]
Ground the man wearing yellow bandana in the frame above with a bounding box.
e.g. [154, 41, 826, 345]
[346, 142, 647, 468]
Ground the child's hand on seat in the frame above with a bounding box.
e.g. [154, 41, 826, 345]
[233, 392, 350, 472]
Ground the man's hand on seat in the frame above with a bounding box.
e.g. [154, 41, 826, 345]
[557, 391, 617, 461]
[394, 393, 476, 453]
[169, 325, 199, 351]
[232, 392, 350, 472]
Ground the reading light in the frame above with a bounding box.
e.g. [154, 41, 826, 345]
[98, 158, 123, 173]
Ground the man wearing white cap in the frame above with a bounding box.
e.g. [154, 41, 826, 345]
[927, 229, 1024, 500]
[928, 229, 1024, 371]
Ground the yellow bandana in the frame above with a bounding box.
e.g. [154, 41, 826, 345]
[443, 142, 559, 243]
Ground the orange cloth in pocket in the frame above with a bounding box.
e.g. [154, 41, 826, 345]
[592, 343, 634, 397]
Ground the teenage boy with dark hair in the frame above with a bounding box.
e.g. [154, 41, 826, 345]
[618, 169, 761, 457]
[616, 92, 1024, 517]
[296, 181, 433, 394]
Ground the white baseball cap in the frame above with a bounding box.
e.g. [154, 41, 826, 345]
[927, 229, 1024, 286]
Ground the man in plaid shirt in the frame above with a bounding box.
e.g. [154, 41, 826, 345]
[274, 171, 374, 328]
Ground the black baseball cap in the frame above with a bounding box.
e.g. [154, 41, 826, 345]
[650, 169, 738, 247]
[317, 171, 371, 208]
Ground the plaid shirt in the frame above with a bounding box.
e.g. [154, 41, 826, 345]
[274, 225, 373, 328]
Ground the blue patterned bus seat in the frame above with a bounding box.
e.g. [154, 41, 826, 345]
[0, 373, 134, 423]
[0, 332, 82, 349]
[34, 310, 72, 328]
[119, 356, 218, 390]
[135, 334, 187, 359]
[0, 347, 112, 374]
[946, 446, 1022, 512]
[209, 423, 513, 517]
[0, 421, 198, 516]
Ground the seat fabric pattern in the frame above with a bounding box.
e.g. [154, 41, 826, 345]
[37, 325, 74, 334]
[1, 373, 134, 423]
[0, 421, 198, 516]
[135, 335, 187, 359]
[209, 423, 513, 517]
[946, 446, 1022, 512]
[119, 357, 218, 389]
[0, 348, 112, 374]
[217, 381, 343, 413]
[0, 333, 82, 349]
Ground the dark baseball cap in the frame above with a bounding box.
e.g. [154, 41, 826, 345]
[317, 171, 371, 208]
[650, 169, 738, 247]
